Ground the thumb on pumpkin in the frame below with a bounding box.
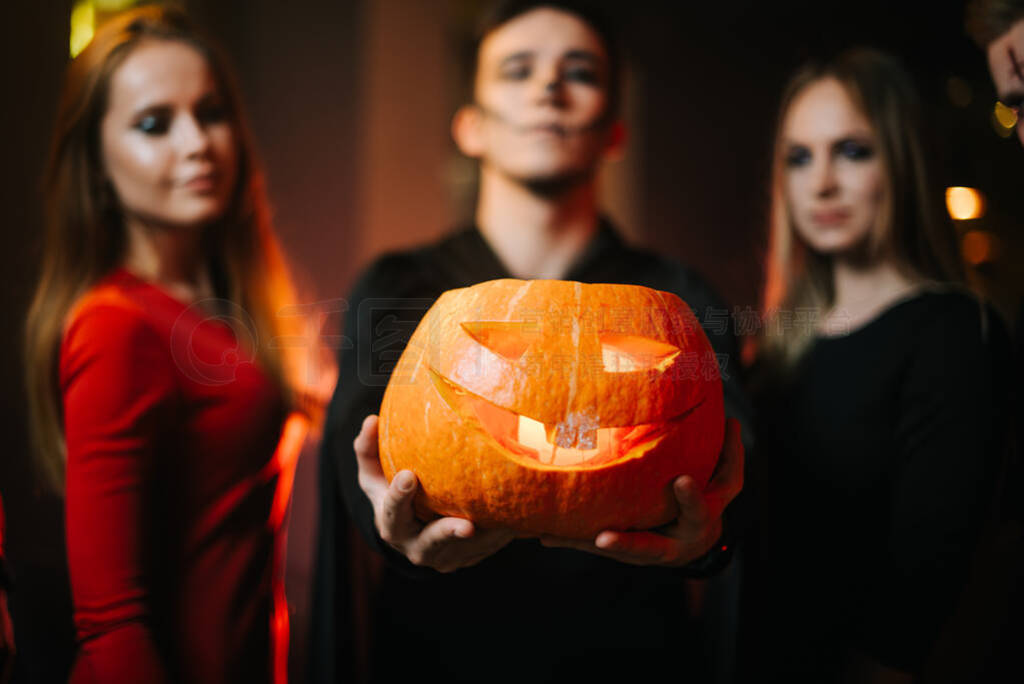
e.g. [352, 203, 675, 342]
[379, 469, 421, 537]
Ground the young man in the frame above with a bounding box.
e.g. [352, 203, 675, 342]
[968, 0, 1024, 146]
[311, 2, 749, 681]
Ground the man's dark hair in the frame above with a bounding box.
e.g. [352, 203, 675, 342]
[471, 0, 623, 120]
[967, 0, 1024, 48]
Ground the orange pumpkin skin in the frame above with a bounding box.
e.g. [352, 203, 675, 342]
[378, 278, 724, 539]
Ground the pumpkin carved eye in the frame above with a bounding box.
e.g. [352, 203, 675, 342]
[461, 321, 539, 361]
[462, 322, 680, 373]
[600, 333, 680, 373]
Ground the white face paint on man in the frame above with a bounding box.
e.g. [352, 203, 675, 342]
[458, 8, 616, 187]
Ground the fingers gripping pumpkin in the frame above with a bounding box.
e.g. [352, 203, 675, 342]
[378, 279, 724, 539]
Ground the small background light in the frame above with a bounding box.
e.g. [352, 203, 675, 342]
[69, 1, 95, 58]
[945, 187, 986, 221]
[961, 230, 998, 266]
[993, 102, 1018, 138]
[69, 0, 139, 58]
[994, 101, 1019, 129]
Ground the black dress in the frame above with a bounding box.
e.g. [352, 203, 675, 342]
[738, 289, 1011, 681]
[309, 221, 753, 683]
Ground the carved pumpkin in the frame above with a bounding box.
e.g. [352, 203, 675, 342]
[378, 279, 724, 539]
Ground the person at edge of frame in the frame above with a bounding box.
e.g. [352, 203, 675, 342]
[958, 1, 1024, 681]
[738, 47, 1013, 683]
[23, 6, 318, 682]
[310, 2, 752, 683]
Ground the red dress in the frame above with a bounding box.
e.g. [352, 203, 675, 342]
[61, 268, 303, 683]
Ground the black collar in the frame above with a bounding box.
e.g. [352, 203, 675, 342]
[436, 218, 627, 286]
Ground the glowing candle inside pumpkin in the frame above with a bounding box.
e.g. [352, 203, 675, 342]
[516, 415, 604, 466]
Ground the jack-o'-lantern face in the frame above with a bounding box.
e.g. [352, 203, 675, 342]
[429, 323, 703, 469]
[378, 279, 724, 539]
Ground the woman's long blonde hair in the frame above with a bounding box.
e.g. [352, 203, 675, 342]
[26, 5, 303, 490]
[754, 48, 964, 375]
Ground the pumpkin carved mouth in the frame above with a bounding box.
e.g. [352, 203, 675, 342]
[428, 368, 701, 469]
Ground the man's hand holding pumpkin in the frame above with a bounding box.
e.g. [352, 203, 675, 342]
[354, 415, 515, 573]
[539, 418, 743, 567]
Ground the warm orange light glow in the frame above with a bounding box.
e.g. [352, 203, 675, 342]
[516, 415, 604, 466]
[268, 413, 309, 528]
[962, 230, 996, 266]
[945, 187, 985, 220]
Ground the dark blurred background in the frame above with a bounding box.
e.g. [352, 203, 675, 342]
[2, 1, 1020, 682]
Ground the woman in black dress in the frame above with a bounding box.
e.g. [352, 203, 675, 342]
[739, 48, 1011, 682]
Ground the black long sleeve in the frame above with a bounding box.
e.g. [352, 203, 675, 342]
[856, 296, 1006, 668]
[741, 290, 1010, 680]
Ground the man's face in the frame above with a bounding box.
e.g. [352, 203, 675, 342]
[987, 19, 1024, 146]
[468, 8, 615, 186]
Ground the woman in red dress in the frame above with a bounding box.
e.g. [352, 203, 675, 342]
[25, 7, 310, 682]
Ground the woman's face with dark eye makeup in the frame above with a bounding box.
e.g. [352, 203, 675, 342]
[782, 77, 887, 257]
[100, 39, 238, 230]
